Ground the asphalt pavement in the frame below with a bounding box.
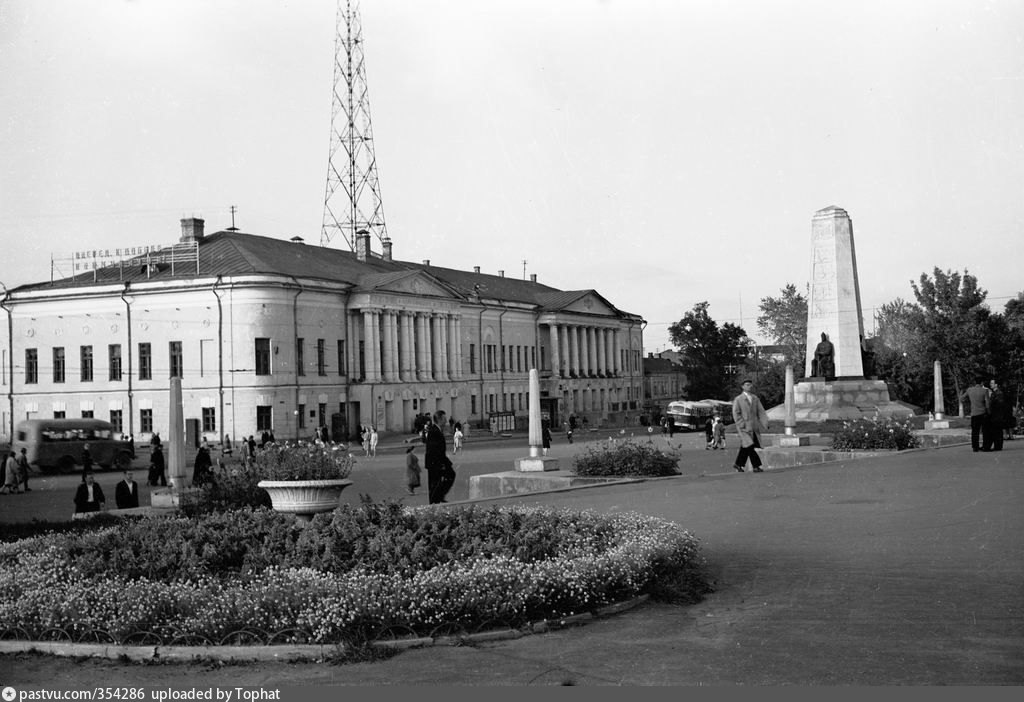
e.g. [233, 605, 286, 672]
[2, 430, 1022, 685]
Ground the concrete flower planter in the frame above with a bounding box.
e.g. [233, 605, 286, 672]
[257, 479, 353, 522]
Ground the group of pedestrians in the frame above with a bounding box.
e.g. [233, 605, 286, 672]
[404, 411, 456, 504]
[961, 377, 1015, 453]
[73, 468, 142, 514]
[0, 448, 31, 494]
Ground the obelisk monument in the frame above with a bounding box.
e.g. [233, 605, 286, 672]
[768, 206, 912, 422]
[804, 206, 865, 379]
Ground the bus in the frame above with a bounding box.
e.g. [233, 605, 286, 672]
[666, 399, 734, 432]
[12, 418, 135, 473]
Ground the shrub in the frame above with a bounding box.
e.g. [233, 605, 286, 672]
[572, 439, 681, 477]
[830, 415, 922, 451]
[253, 441, 355, 480]
[0, 501, 711, 644]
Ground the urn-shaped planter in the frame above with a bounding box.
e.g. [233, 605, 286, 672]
[257, 479, 353, 522]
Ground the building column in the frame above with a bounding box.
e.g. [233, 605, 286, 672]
[447, 314, 460, 379]
[346, 312, 357, 378]
[611, 329, 621, 376]
[362, 309, 380, 382]
[596, 328, 606, 376]
[560, 325, 570, 378]
[383, 310, 399, 382]
[569, 325, 580, 377]
[437, 313, 450, 380]
[399, 311, 414, 381]
[549, 324, 561, 376]
[416, 313, 431, 381]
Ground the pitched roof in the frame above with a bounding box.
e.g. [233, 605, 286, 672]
[15, 230, 643, 319]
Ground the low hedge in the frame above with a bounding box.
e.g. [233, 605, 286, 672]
[0, 500, 710, 645]
[572, 439, 681, 478]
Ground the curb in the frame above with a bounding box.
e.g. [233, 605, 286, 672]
[0, 596, 650, 663]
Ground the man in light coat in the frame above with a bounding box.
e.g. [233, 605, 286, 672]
[732, 379, 769, 473]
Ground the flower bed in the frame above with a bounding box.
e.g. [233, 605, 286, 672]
[0, 501, 709, 646]
[572, 439, 681, 478]
[830, 415, 922, 451]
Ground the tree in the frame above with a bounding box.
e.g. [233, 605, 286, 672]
[908, 268, 989, 414]
[668, 301, 750, 400]
[756, 283, 808, 376]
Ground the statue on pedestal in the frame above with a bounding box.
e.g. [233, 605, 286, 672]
[811, 332, 835, 379]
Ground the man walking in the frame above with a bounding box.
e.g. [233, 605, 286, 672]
[960, 377, 990, 452]
[731, 379, 769, 473]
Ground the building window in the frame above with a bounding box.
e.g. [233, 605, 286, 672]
[255, 338, 271, 375]
[139, 343, 152, 381]
[80, 345, 93, 382]
[256, 405, 273, 432]
[337, 340, 346, 376]
[109, 409, 123, 434]
[471, 394, 477, 415]
[53, 347, 65, 383]
[317, 339, 326, 376]
[25, 349, 37, 384]
[169, 341, 183, 378]
[81, 409, 94, 419]
[295, 338, 305, 376]
[109, 344, 122, 381]
[202, 407, 216, 433]
[140, 409, 153, 434]
[358, 340, 365, 380]
[53, 410, 66, 419]
[297, 404, 306, 430]
[469, 344, 476, 374]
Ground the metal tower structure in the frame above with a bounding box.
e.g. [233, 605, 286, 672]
[321, 0, 389, 250]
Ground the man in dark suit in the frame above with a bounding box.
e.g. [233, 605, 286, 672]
[74, 472, 105, 513]
[960, 378, 990, 452]
[115, 470, 140, 509]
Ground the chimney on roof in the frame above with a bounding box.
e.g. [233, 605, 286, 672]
[529, 273, 537, 282]
[473, 266, 480, 274]
[356, 230, 371, 262]
[180, 217, 205, 243]
[498, 270, 505, 277]
[381, 236, 392, 261]
[290, 236, 304, 244]
[422, 259, 430, 266]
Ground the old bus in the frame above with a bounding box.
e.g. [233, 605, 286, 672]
[12, 418, 135, 473]
[666, 399, 734, 431]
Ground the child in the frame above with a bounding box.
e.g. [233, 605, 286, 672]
[711, 415, 726, 450]
[405, 446, 421, 495]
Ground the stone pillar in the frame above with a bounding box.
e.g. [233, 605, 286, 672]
[549, 324, 561, 376]
[785, 364, 796, 433]
[596, 328, 606, 376]
[933, 360, 945, 420]
[382, 311, 397, 382]
[167, 377, 187, 490]
[804, 206, 865, 378]
[431, 314, 443, 380]
[612, 330, 621, 376]
[515, 368, 558, 472]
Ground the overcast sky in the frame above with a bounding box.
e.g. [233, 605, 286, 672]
[2, 0, 1022, 351]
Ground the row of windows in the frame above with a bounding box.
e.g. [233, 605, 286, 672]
[22, 339, 640, 384]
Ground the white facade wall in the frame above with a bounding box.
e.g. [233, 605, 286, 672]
[0, 275, 644, 443]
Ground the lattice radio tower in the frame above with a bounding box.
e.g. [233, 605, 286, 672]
[321, 0, 389, 250]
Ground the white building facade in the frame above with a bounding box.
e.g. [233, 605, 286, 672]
[0, 219, 645, 445]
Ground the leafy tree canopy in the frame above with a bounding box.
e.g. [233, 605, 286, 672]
[668, 301, 750, 400]
[756, 283, 808, 373]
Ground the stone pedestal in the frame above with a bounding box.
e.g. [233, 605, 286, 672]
[777, 434, 811, 447]
[150, 486, 201, 509]
[515, 456, 560, 472]
[768, 378, 914, 422]
[924, 419, 951, 430]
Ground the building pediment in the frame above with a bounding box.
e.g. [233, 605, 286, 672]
[561, 292, 618, 316]
[355, 271, 462, 299]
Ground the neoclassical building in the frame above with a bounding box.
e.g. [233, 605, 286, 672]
[0, 219, 645, 445]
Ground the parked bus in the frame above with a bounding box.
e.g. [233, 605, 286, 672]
[666, 399, 734, 431]
[12, 418, 135, 473]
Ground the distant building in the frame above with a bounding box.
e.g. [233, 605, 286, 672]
[0, 219, 645, 444]
[642, 351, 687, 422]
